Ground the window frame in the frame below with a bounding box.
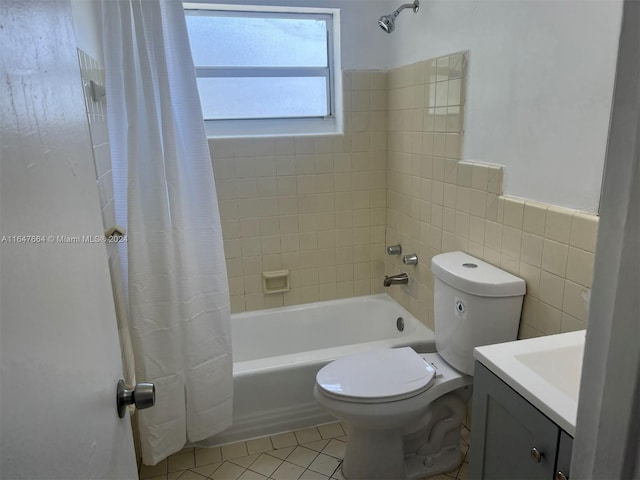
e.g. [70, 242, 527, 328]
[183, 3, 343, 138]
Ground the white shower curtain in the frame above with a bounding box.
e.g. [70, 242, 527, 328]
[102, 0, 232, 465]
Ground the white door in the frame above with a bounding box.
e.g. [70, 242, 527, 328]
[0, 1, 139, 479]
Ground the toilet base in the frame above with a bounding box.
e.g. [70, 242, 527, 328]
[404, 445, 463, 479]
[342, 427, 406, 480]
[339, 389, 470, 480]
[342, 432, 462, 480]
[339, 428, 464, 480]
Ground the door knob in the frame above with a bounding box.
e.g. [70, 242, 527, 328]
[117, 379, 155, 418]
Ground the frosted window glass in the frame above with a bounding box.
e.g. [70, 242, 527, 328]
[197, 77, 328, 120]
[186, 14, 328, 67]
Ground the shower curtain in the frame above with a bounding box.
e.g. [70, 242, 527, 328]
[102, 0, 232, 465]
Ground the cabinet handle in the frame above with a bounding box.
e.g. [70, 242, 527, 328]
[555, 472, 568, 480]
[530, 447, 543, 463]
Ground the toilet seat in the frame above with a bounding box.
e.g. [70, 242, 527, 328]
[316, 347, 436, 403]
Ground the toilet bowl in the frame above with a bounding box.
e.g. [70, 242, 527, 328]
[314, 349, 472, 479]
[314, 252, 526, 480]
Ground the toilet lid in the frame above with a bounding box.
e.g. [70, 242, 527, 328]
[316, 347, 436, 401]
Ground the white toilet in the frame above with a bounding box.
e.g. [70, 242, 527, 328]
[313, 251, 526, 480]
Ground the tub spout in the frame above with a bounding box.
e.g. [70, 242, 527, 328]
[383, 272, 409, 287]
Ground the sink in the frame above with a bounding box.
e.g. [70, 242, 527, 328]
[514, 343, 584, 401]
[474, 330, 586, 436]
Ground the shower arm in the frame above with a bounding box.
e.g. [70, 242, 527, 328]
[393, 1, 419, 17]
[378, 0, 419, 33]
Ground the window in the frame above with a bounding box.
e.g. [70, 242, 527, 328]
[183, 4, 342, 137]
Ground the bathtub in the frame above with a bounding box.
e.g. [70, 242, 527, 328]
[198, 294, 435, 447]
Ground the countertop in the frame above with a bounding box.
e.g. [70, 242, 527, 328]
[474, 330, 586, 436]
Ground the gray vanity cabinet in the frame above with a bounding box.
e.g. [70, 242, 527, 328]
[470, 362, 573, 480]
[555, 432, 573, 480]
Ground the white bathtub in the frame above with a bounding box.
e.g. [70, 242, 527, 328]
[197, 294, 435, 447]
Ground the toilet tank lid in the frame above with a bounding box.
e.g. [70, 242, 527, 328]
[431, 251, 526, 297]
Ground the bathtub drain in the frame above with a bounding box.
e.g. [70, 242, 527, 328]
[396, 317, 405, 332]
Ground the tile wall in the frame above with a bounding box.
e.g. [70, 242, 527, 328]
[77, 48, 141, 460]
[77, 51, 113, 245]
[384, 52, 468, 326]
[75, 52, 600, 336]
[210, 52, 599, 338]
[77, 48, 136, 379]
[384, 52, 599, 338]
[209, 71, 389, 313]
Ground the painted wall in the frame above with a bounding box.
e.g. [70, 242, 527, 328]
[386, 0, 623, 212]
[70, 0, 103, 63]
[185, 0, 395, 70]
[72, 0, 396, 70]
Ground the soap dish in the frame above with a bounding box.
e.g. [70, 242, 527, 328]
[262, 270, 290, 294]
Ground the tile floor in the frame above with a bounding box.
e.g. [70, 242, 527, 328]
[139, 422, 470, 480]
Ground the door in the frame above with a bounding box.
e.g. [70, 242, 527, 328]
[0, 1, 139, 479]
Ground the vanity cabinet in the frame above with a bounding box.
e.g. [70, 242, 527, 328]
[470, 362, 573, 480]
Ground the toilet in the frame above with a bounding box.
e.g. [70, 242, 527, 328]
[313, 251, 526, 480]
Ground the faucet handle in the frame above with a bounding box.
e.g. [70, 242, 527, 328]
[402, 254, 418, 265]
[387, 244, 402, 255]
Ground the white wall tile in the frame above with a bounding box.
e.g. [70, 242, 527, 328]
[542, 239, 569, 277]
[566, 247, 595, 287]
[545, 206, 574, 243]
[570, 212, 599, 253]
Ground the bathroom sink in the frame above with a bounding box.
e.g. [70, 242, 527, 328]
[474, 330, 586, 436]
[514, 343, 583, 402]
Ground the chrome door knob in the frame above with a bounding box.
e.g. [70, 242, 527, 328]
[555, 472, 568, 480]
[117, 379, 156, 418]
[530, 447, 543, 463]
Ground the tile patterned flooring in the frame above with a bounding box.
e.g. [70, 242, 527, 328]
[139, 422, 470, 480]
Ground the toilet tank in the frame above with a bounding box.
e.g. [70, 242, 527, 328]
[431, 251, 526, 376]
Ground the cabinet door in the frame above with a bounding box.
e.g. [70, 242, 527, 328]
[555, 431, 573, 480]
[470, 362, 559, 480]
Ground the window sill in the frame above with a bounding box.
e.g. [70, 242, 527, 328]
[204, 117, 343, 139]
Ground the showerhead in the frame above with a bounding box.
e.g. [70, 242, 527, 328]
[378, 0, 419, 33]
[377, 14, 397, 33]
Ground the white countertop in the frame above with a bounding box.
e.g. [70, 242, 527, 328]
[474, 330, 586, 436]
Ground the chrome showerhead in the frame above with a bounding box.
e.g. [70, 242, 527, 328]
[378, 0, 419, 33]
[377, 13, 397, 33]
